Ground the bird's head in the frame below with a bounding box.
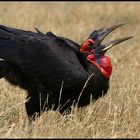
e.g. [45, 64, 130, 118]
[80, 23, 133, 78]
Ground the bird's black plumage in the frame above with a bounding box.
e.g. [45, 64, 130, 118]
[0, 24, 132, 120]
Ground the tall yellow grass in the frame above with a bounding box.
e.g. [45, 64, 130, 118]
[0, 2, 140, 138]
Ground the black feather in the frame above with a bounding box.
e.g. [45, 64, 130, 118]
[0, 25, 109, 120]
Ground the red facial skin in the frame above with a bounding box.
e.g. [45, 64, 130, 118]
[80, 39, 95, 53]
[80, 39, 112, 78]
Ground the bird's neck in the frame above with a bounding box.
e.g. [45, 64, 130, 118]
[86, 54, 112, 78]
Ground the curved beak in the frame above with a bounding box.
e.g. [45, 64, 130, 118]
[94, 23, 127, 47]
[100, 36, 133, 53]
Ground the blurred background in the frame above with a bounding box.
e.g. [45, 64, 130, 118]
[0, 2, 139, 41]
[0, 2, 140, 138]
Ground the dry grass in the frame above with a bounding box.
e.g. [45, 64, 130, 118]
[0, 1, 140, 138]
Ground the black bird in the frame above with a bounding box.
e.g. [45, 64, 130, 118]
[0, 23, 132, 120]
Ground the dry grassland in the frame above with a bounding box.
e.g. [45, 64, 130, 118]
[0, 1, 139, 138]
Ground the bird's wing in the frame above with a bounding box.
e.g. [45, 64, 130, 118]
[0, 25, 81, 54]
[0, 25, 88, 87]
[0, 25, 39, 37]
[58, 36, 80, 52]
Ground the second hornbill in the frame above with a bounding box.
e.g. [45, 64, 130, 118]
[0, 23, 132, 120]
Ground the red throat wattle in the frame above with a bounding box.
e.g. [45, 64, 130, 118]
[87, 54, 112, 78]
[80, 39, 112, 78]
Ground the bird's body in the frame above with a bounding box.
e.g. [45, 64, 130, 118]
[0, 24, 132, 120]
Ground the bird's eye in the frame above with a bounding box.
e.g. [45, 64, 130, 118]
[87, 43, 93, 49]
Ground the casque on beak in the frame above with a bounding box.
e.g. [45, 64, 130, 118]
[94, 23, 127, 47]
[93, 23, 133, 54]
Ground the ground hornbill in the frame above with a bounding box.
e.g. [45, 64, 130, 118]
[0, 23, 132, 120]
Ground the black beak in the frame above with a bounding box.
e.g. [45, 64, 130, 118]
[94, 23, 127, 48]
[98, 36, 133, 53]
